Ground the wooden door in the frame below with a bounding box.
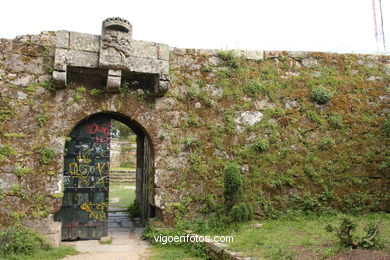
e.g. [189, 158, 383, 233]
[55, 117, 111, 240]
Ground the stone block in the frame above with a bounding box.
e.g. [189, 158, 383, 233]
[69, 32, 100, 52]
[54, 48, 67, 71]
[49, 221, 62, 234]
[0, 173, 18, 193]
[158, 43, 170, 61]
[9, 74, 35, 87]
[239, 50, 264, 60]
[67, 50, 99, 68]
[157, 60, 169, 74]
[55, 30, 69, 49]
[130, 40, 158, 59]
[21, 215, 56, 235]
[5, 53, 45, 74]
[44, 233, 61, 248]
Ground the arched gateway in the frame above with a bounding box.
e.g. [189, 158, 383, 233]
[55, 113, 153, 240]
[50, 17, 170, 240]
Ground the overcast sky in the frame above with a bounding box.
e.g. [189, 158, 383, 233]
[1, 0, 389, 54]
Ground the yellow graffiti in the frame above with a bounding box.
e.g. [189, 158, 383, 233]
[97, 162, 108, 178]
[80, 201, 108, 221]
[67, 149, 98, 185]
[76, 149, 93, 164]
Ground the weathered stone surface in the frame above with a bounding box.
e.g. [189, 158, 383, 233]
[0, 173, 18, 193]
[55, 31, 69, 49]
[239, 50, 264, 60]
[284, 99, 299, 110]
[69, 32, 100, 52]
[302, 57, 318, 68]
[5, 53, 45, 74]
[53, 48, 67, 71]
[9, 74, 35, 86]
[235, 111, 264, 132]
[130, 40, 159, 59]
[67, 49, 99, 68]
[254, 99, 276, 110]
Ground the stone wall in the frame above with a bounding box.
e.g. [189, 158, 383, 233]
[110, 138, 136, 169]
[0, 29, 389, 244]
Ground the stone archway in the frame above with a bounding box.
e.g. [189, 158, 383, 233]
[54, 112, 154, 240]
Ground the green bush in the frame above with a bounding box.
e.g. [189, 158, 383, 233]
[0, 226, 51, 256]
[311, 86, 333, 104]
[228, 202, 253, 222]
[252, 138, 269, 152]
[331, 216, 383, 250]
[128, 200, 140, 218]
[328, 114, 343, 128]
[223, 163, 243, 211]
[318, 137, 334, 150]
[243, 80, 266, 96]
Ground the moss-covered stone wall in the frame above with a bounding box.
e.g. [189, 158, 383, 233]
[0, 32, 389, 242]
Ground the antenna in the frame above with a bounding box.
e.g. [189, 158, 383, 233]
[378, 0, 386, 52]
[372, 0, 386, 53]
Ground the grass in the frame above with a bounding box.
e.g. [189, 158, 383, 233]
[109, 183, 136, 208]
[148, 246, 203, 260]
[224, 212, 390, 259]
[110, 167, 136, 171]
[1, 245, 78, 260]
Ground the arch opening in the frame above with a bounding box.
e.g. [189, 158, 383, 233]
[54, 112, 154, 240]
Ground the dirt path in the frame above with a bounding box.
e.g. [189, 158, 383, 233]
[61, 227, 151, 260]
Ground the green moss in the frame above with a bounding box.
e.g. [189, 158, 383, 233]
[39, 147, 56, 165]
[307, 110, 324, 124]
[49, 193, 63, 199]
[37, 114, 49, 127]
[46, 171, 57, 176]
[25, 83, 36, 94]
[15, 167, 33, 177]
[252, 138, 269, 152]
[40, 80, 55, 91]
[318, 137, 335, 150]
[328, 114, 343, 129]
[243, 79, 266, 96]
[7, 184, 20, 196]
[4, 133, 26, 138]
[0, 109, 15, 122]
[90, 88, 103, 95]
[382, 114, 390, 137]
[0, 144, 18, 162]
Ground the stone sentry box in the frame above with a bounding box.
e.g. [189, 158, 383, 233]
[53, 17, 170, 95]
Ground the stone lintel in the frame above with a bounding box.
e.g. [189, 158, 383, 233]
[69, 32, 100, 52]
[52, 18, 170, 95]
